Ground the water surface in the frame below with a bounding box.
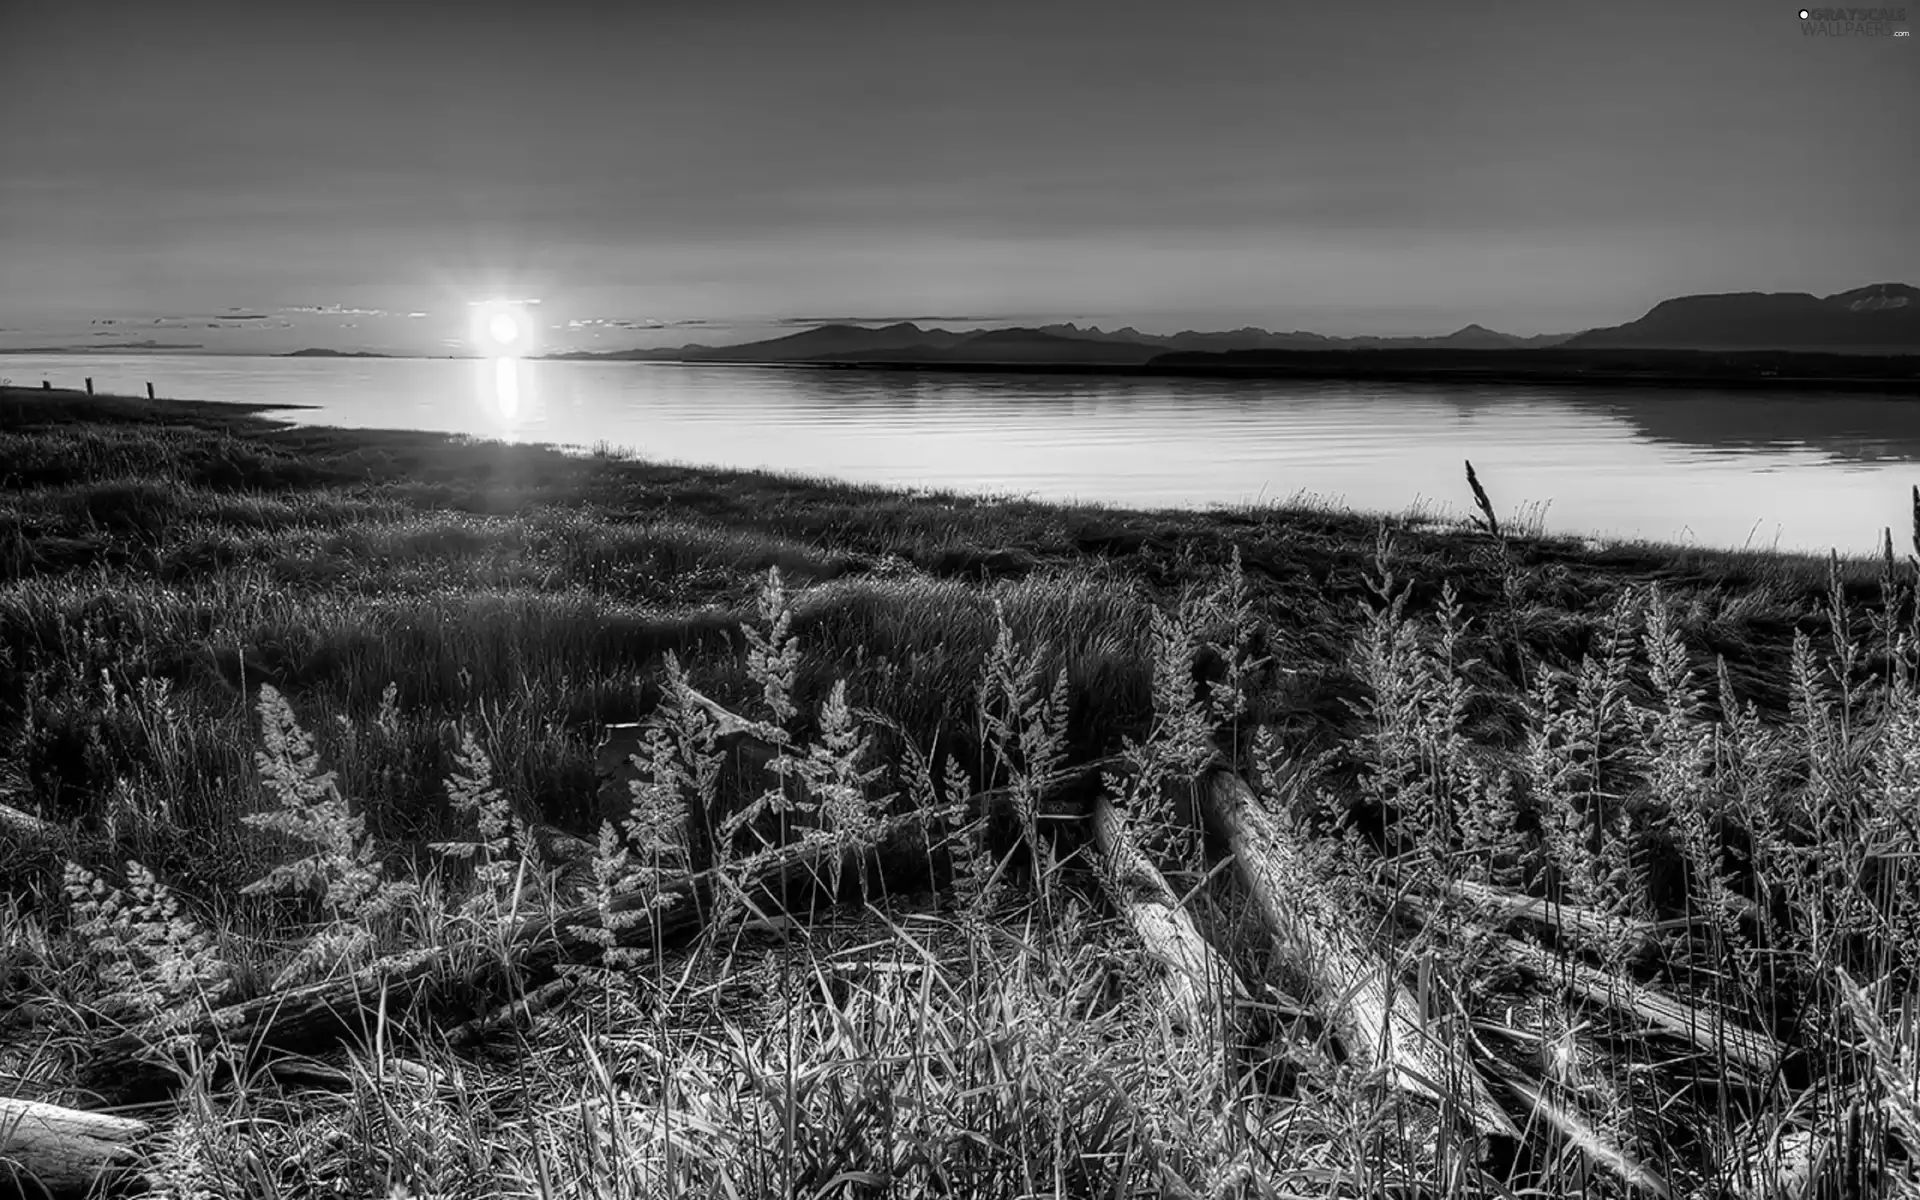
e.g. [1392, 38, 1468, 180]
[9, 354, 1917, 556]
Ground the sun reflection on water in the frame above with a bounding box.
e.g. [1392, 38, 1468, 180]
[473, 355, 524, 440]
[495, 357, 519, 419]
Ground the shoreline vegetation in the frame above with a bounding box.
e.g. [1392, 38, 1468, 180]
[6, 385, 1920, 1197]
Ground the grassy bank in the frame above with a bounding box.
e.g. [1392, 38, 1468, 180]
[3, 385, 1919, 1198]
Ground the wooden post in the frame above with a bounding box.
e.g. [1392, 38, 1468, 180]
[41, 380, 50, 389]
[84, 377, 93, 395]
[146, 382, 155, 400]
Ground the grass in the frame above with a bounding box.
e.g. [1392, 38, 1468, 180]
[3, 385, 1920, 1198]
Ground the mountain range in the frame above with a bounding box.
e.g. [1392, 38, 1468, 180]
[544, 319, 1578, 365]
[543, 282, 1918, 367]
[1559, 282, 1918, 353]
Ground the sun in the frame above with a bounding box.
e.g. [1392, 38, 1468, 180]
[471, 299, 537, 355]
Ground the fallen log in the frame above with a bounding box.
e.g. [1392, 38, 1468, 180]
[0, 801, 63, 846]
[1500, 1074, 1669, 1198]
[1091, 790, 1249, 1040]
[76, 817, 903, 1105]
[78, 755, 1105, 1106]
[1720, 1123, 1830, 1200]
[0, 1097, 148, 1197]
[1198, 768, 1517, 1140]
[1443, 876, 1658, 961]
[444, 976, 579, 1050]
[1503, 936, 1781, 1079]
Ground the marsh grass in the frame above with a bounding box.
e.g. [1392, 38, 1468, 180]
[7, 390, 1920, 1197]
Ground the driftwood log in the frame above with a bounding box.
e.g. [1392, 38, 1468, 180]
[1502, 936, 1782, 1079]
[1198, 768, 1517, 1140]
[0, 801, 62, 846]
[444, 976, 580, 1050]
[77, 734, 1117, 1107]
[1443, 876, 1658, 961]
[1721, 1123, 1830, 1200]
[0, 1097, 148, 1197]
[1091, 791, 1249, 1040]
[76, 812, 914, 1105]
[1499, 1074, 1670, 1198]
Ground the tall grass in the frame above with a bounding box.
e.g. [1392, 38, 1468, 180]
[11, 398, 1920, 1196]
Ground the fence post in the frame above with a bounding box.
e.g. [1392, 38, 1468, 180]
[146, 382, 155, 400]
[85, 377, 93, 395]
[42, 380, 50, 389]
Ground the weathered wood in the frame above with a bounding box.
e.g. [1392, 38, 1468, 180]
[0, 1097, 148, 1197]
[1501, 1074, 1669, 1198]
[1444, 876, 1657, 960]
[79, 714, 1123, 1105]
[1091, 790, 1248, 1040]
[1503, 936, 1781, 1078]
[77, 819, 884, 1104]
[0, 801, 63, 845]
[1198, 768, 1517, 1139]
[80, 764, 1080, 1105]
[1720, 1124, 1829, 1200]
[444, 978, 578, 1050]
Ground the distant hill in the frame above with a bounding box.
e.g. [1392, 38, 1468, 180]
[547, 319, 1576, 365]
[1029, 321, 1572, 353]
[1562, 283, 1920, 353]
[283, 348, 392, 358]
[813, 328, 1166, 365]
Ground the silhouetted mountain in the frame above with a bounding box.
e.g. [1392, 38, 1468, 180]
[814, 328, 1165, 365]
[1026, 322, 1574, 353]
[1562, 283, 1920, 352]
[283, 348, 391, 358]
[703, 322, 972, 361]
[548, 318, 1575, 365]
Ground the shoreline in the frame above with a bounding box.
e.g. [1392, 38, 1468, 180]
[764, 355, 1920, 393]
[1, 384, 1898, 566]
[10, 348, 1919, 394]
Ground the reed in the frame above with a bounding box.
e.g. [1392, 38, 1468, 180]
[7, 390, 1920, 1197]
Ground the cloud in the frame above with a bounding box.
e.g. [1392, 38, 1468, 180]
[406, 312, 427, 318]
[563, 316, 725, 331]
[87, 340, 205, 350]
[148, 315, 275, 329]
[281, 304, 390, 316]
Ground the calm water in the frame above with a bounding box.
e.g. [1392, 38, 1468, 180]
[10, 353, 1919, 556]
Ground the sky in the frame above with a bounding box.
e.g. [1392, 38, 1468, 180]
[0, 0, 1914, 356]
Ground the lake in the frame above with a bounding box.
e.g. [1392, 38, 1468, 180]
[9, 353, 1918, 557]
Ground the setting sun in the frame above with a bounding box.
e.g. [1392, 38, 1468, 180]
[469, 299, 539, 355]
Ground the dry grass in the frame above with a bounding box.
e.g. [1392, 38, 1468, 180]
[6, 390, 1920, 1198]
